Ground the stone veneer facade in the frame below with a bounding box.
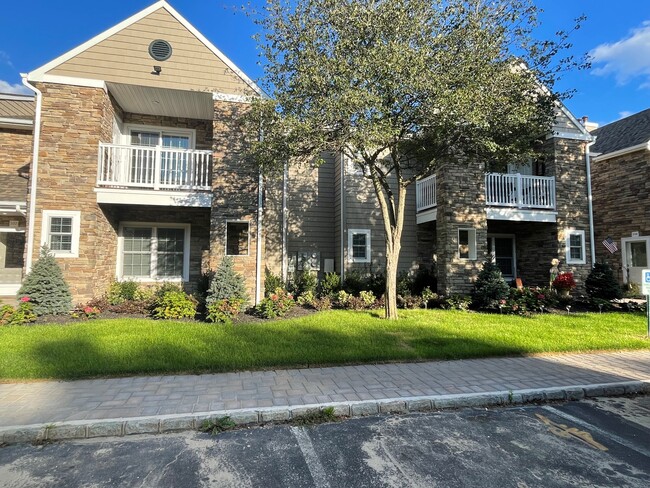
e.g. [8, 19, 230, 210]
[431, 137, 592, 295]
[29, 83, 119, 300]
[0, 128, 32, 176]
[591, 148, 650, 284]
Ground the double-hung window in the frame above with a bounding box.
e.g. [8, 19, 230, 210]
[565, 229, 586, 265]
[119, 223, 190, 281]
[41, 210, 81, 258]
[348, 229, 371, 263]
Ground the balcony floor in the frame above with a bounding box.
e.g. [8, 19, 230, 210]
[95, 187, 212, 207]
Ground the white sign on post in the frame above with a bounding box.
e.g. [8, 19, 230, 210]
[643, 269, 650, 296]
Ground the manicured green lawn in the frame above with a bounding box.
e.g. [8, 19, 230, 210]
[1, 310, 648, 380]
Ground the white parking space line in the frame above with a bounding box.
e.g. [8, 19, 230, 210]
[291, 426, 331, 488]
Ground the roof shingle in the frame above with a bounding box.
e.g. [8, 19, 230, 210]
[590, 108, 650, 155]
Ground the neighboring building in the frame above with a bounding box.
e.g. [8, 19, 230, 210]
[0, 93, 33, 296]
[0, 1, 597, 303]
[590, 109, 650, 288]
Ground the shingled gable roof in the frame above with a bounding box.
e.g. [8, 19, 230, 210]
[590, 108, 650, 156]
[26, 0, 263, 97]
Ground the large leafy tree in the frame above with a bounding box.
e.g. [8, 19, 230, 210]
[245, 0, 584, 319]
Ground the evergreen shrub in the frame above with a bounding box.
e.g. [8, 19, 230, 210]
[206, 257, 249, 308]
[585, 262, 622, 300]
[18, 246, 72, 315]
[472, 260, 510, 310]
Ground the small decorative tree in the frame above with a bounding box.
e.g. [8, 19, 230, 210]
[205, 257, 249, 323]
[472, 260, 510, 310]
[18, 246, 72, 315]
[586, 262, 622, 300]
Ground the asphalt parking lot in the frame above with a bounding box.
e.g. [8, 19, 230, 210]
[1, 396, 648, 487]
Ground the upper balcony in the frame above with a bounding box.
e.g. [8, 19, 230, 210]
[95, 143, 213, 207]
[416, 172, 557, 223]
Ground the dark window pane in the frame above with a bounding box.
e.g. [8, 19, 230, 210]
[227, 222, 249, 256]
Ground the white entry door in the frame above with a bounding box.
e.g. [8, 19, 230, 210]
[622, 237, 650, 285]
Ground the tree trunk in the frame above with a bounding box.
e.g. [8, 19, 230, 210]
[384, 239, 401, 320]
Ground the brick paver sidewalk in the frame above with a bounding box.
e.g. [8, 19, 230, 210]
[1, 351, 648, 428]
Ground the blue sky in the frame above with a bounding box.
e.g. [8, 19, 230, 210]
[0, 1, 648, 127]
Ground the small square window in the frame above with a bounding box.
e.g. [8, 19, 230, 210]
[348, 229, 371, 263]
[226, 222, 249, 256]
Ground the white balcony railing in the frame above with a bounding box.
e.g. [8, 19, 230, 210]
[416, 174, 437, 212]
[485, 173, 555, 209]
[97, 143, 212, 191]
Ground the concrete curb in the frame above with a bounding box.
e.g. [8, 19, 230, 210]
[1, 380, 648, 445]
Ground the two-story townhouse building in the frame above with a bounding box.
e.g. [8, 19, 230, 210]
[0, 1, 596, 304]
[590, 109, 650, 288]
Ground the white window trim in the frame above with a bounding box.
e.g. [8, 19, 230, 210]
[123, 123, 196, 149]
[116, 222, 191, 282]
[225, 220, 251, 257]
[41, 210, 81, 258]
[348, 229, 371, 263]
[458, 228, 477, 260]
[565, 229, 586, 265]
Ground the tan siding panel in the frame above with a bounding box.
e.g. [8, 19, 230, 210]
[47, 7, 254, 95]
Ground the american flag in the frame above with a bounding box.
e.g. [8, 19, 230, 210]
[602, 236, 618, 254]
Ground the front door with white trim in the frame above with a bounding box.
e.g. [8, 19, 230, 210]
[622, 237, 650, 286]
[488, 235, 516, 281]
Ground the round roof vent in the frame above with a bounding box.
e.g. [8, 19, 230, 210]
[148, 39, 172, 61]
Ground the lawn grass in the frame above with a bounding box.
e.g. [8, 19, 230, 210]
[0, 310, 648, 380]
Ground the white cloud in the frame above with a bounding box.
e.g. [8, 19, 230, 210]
[0, 51, 14, 69]
[0, 79, 31, 95]
[590, 21, 650, 88]
[618, 110, 633, 120]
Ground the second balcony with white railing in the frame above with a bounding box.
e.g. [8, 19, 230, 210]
[97, 143, 213, 191]
[485, 173, 555, 210]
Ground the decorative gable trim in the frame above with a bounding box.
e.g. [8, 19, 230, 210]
[27, 1, 263, 96]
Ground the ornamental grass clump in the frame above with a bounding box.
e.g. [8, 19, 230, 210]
[18, 246, 72, 316]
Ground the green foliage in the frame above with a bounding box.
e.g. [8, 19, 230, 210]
[472, 260, 510, 310]
[412, 267, 437, 296]
[319, 272, 341, 297]
[443, 295, 472, 311]
[586, 262, 622, 300]
[398, 295, 423, 309]
[296, 290, 316, 307]
[152, 291, 197, 320]
[256, 288, 295, 319]
[359, 290, 376, 308]
[366, 272, 386, 298]
[312, 296, 333, 311]
[206, 298, 246, 324]
[201, 416, 237, 435]
[293, 406, 338, 425]
[342, 270, 367, 295]
[500, 287, 556, 315]
[264, 268, 285, 296]
[397, 272, 414, 297]
[206, 257, 249, 309]
[624, 283, 642, 298]
[293, 270, 318, 297]
[70, 305, 100, 320]
[245, 0, 583, 318]
[0, 300, 36, 326]
[421, 287, 437, 309]
[18, 246, 72, 316]
[106, 280, 140, 305]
